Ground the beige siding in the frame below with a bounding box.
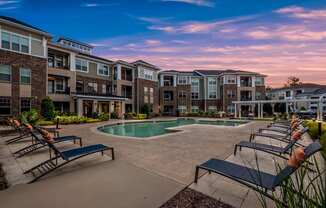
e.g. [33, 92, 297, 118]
[31, 39, 44, 57]
[0, 83, 12, 96]
[88, 62, 98, 76]
[20, 85, 31, 97]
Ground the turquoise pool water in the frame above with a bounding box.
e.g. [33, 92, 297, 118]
[98, 119, 248, 138]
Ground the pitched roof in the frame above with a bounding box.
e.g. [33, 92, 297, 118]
[271, 83, 326, 91]
[57, 37, 94, 48]
[0, 16, 50, 36]
[132, 60, 161, 70]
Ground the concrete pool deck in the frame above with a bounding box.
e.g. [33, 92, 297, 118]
[0, 118, 302, 208]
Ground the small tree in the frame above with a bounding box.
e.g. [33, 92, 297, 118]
[141, 104, 150, 116]
[41, 97, 55, 120]
[284, 76, 302, 87]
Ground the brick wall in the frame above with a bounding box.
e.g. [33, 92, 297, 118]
[0, 50, 47, 115]
[135, 78, 159, 113]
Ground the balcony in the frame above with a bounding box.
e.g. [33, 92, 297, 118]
[163, 76, 174, 87]
[240, 77, 252, 87]
[48, 87, 70, 95]
[240, 91, 252, 101]
[163, 91, 174, 102]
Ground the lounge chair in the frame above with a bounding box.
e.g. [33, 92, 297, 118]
[5, 123, 59, 144]
[24, 130, 114, 183]
[249, 127, 308, 147]
[194, 142, 322, 204]
[13, 127, 82, 158]
[234, 129, 307, 160]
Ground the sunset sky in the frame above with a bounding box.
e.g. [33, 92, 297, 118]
[1, 0, 326, 87]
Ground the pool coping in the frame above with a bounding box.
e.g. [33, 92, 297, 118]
[92, 118, 251, 140]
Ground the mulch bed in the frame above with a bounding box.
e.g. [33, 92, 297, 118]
[159, 188, 234, 208]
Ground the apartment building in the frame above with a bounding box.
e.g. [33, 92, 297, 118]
[0, 16, 50, 116]
[0, 16, 266, 118]
[267, 83, 326, 113]
[159, 70, 266, 116]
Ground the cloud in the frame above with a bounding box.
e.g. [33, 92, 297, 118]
[138, 16, 172, 24]
[81, 3, 118, 7]
[275, 6, 326, 20]
[246, 25, 326, 41]
[148, 15, 257, 33]
[145, 39, 161, 46]
[0, 6, 18, 10]
[160, 0, 215, 8]
[0, 0, 19, 6]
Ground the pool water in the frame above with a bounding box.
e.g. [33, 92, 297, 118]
[98, 119, 248, 138]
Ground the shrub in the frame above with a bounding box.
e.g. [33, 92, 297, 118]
[98, 113, 109, 121]
[110, 112, 119, 119]
[41, 97, 55, 120]
[19, 108, 39, 125]
[38, 119, 55, 126]
[141, 104, 150, 116]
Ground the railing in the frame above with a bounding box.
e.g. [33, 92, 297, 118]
[240, 97, 252, 101]
[48, 87, 70, 95]
[73, 91, 126, 99]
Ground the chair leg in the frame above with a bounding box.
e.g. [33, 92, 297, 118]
[194, 166, 199, 183]
[111, 148, 115, 160]
[234, 145, 238, 155]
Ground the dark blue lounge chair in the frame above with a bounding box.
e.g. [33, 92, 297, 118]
[24, 131, 114, 183]
[249, 127, 308, 147]
[13, 129, 82, 158]
[194, 142, 322, 203]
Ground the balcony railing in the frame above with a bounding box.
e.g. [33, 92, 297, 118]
[48, 87, 70, 95]
[240, 96, 252, 101]
[73, 91, 126, 99]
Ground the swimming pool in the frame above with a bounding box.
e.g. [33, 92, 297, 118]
[98, 119, 248, 138]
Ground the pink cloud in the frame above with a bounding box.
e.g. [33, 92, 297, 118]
[276, 6, 326, 20]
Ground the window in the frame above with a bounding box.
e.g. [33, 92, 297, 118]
[208, 78, 217, 99]
[75, 59, 88, 72]
[1, 32, 29, 53]
[178, 76, 187, 85]
[255, 77, 264, 86]
[227, 90, 236, 98]
[286, 91, 291, 97]
[1, 32, 10, 49]
[191, 106, 199, 113]
[55, 79, 65, 91]
[191, 78, 199, 99]
[0, 65, 11, 82]
[149, 88, 154, 104]
[178, 91, 187, 98]
[208, 106, 217, 112]
[76, 80, 84, 93]
[11, 35, 20, 51]
[178, 106, 187, 113]
[144, 69, 153, 80]
[144, 87, 148, 93]
[20, 98, 31, 113]
[88, 82, 98, 93]
[226, 75, 236, 84]
[227, 105, 235, 113]
[21, 37, 29, 53]
[144, 96, 148, 103]
[98, 64, 109, 76]
[48, 80, 54, 93]
[20, 68, 31, 84]
[0, 97, 11, 115]
[48, 55, 54, 67]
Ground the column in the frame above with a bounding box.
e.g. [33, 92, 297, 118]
[160, 75, 164, 87]
[117, 64, 121, 80]
[121, 101, 125, 115]
[260, 103, 264, 118]
[70, 53, 76, 71]
[77, 99, 83, 117]
[271, 103, 275, 115]
[258, 103, 261, 118]
[286, 102, 289, 118]
[234, 104, 237, 118]
[173, 75, 177, 87]
[239, 104, 242, 118]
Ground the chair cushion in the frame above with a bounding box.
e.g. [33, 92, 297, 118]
[61, 144, 109, 160]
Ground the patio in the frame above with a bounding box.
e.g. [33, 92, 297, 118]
[0, 119, 317, 207]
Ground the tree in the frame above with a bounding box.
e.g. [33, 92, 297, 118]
[41, 97, 55, 120]
[141, 104, 150, 116]
[284, 76, 301, 87]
